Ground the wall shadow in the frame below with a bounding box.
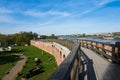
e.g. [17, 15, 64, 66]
[0, 49, 25, 65]
[0, 48, 25, 54]
[79, 50, 97, 80]
[22, 66, 44, 79]
[102, 63, 120, 80]
[0, 54, 19, 65]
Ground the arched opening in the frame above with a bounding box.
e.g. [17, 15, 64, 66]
[60, 51, 62, 58]
[63, 55, 65, 59]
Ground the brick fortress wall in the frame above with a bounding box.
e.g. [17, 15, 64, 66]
[31, 40, 70, 66]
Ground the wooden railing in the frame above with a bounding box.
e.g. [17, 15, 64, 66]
[78, 39, 120, 63]
[49, 44, 81, 80]
[49, 39, 120, 80]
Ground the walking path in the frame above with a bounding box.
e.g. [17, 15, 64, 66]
[2, 54, 27, 80]
[81, 47, 120, 80]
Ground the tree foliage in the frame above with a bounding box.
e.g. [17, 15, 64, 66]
[113, 32, 120, 36]
[0, 32, 38, 47]
[48, 34, 57, 39]
[39, 34, 57, 39]
[0, 32, 58, 47]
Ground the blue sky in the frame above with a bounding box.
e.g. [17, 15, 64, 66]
[0, 0, 120, 35]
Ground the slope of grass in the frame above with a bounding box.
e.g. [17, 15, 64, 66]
[0, 51, 19, 79]
[16, 46, 57, 80]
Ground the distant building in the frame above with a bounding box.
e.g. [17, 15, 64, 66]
[58, 37, 64, 40]
[103, 33, 114, 40]
[37, 35, 41, 39]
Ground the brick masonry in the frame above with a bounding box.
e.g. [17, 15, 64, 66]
[31, 40, 70, 66]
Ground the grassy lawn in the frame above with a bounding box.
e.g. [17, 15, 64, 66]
[0, 51, 19, 79]
[16, 46, 57, 80]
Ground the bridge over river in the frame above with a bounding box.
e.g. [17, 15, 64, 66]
[49, 38, 120, 80]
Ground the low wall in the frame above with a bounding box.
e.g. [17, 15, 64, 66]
[30, 40, 70, 65]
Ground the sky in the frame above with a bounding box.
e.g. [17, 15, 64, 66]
[0, 0, 120, 35]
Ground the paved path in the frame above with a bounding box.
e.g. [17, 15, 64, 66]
[81, 47, 120, 80]
[2, 54, 27, 80]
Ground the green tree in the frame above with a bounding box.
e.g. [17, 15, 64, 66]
[0, 32, 38, 46]
[48, 34, 57, 39]
[113, 32, 120, 36]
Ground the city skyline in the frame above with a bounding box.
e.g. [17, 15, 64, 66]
[0, 0, 120, 35]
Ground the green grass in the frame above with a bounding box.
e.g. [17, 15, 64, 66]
[0, 51, 19, 79]
[16, 46, 57, 80]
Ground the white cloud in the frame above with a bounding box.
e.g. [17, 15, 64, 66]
[23, 10, 45, 17]
[0, 7, 16, 23]
[80, 9, 94, 15]
[48, 10, 70, 17]
[98, 0, 114, 6]
[0, 7, 13, 14]
[76, 0, 114, 17]
[23, 10, 71, 17]
[0, 15, 15, 23]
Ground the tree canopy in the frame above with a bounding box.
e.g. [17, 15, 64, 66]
[0, 32, 58, 47]
[0, 32, 38, 47]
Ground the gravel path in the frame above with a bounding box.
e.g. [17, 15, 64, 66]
[81, 47, 120, 80]
[2, 54, 27, 80]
